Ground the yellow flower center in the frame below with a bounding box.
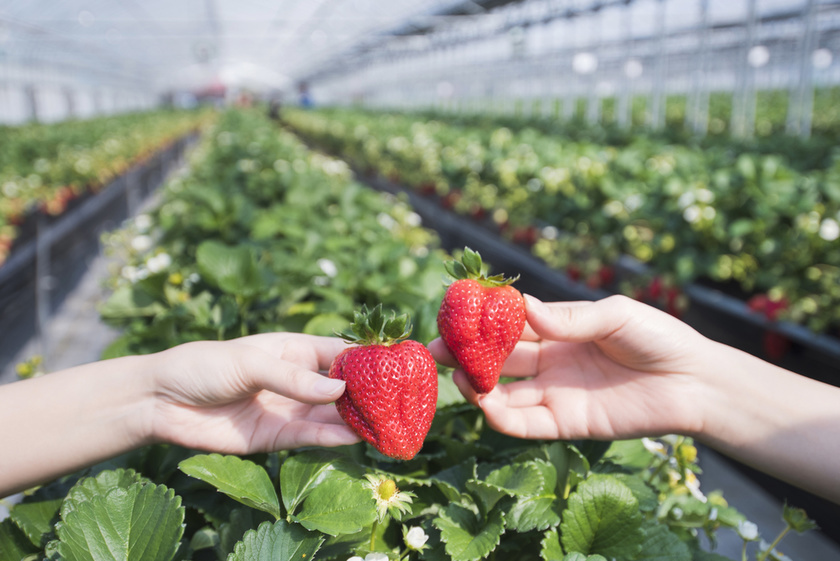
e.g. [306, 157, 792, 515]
[378, 479, 397, 501]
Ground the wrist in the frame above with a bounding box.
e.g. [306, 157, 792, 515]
[111, 353, 161, 449]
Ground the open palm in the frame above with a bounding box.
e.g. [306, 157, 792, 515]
[430, 295, 714, 441]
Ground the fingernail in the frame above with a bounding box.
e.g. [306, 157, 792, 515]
[524, 293, 547, 314]
[315, 377, 345, 396]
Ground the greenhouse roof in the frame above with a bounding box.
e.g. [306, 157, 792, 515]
[0, 0, 821, 94]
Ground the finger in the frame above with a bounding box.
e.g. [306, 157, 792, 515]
[478, 391, 561, 440]
[428, 338, 457, 367]
[275, 420, 362, 450]
[499, 340, 541, 376]
[484, 379, 548, 408]
[235, 346, 347, 404]
[524, 294, 636, 343]
[452, 369, 481, 405]
[236, 333, 348, 372]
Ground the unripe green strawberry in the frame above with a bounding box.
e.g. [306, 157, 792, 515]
[329, 305, 437, 460]
[437, 248, 526, 394]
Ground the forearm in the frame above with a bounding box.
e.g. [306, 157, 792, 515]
[693, 341, 840, 503]
[0, 355, 155, 497]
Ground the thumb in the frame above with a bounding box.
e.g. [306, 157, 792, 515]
[524, 294, 635, 343]
[232, 345, 347, 404]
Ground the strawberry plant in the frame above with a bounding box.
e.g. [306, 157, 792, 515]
[0, 109, 818, 560]
[0, 109, 213, 268]
[284, 107, 840, 340]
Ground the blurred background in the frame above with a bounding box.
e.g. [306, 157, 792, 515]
[2, 1, 840, 557]
[0, 0, 838, 138]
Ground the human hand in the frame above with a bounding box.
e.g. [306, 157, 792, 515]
[429, 295, 716, 441]
[146, 333, 361, 453]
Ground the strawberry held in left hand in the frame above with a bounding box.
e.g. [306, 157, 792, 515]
[437, 248, 526, 394]
[329, 305, 437, 460]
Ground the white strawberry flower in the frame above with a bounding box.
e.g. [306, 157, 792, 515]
[134, 214, 152, 232]
[121, 266, 140, 283]
[347, 557, 364, 561]
[819, 218, 839, 241]
[365, 554, 390, 561]
[146, 253, 172, 274]
[404, 526, 429, 551]
[641, 437, 667, 457]
[131, 234, 153, 253]
[364, 474, 414, 522]
[684, 470, 707, 503]
[317, 258, 338, 278]
[737, 520, 759, 541]
[377, 212, 397, 231]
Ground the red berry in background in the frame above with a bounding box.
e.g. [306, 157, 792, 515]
[470, 205, 487, 220]
[512, 225, 538, 247]
[648, 276, 663, 301]
[764, 297, 789, 321]
[329, 305, 437, 461]
[437, 247, 526, 394]
[598, 265, 615, 287]
[567, 264, 582, 282]
[763, 330, 791, 362]
[747, 294, 769, 314]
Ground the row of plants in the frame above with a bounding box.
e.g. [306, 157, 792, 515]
[0, 109, 214, 268]
[0, 108, 813, 560]
[282, 107, 840, 339]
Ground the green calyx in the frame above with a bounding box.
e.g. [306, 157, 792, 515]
[337, 304, 412, 346]
[444, 246, 519, 287]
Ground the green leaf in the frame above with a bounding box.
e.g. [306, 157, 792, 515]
[99, 286, 163, 319]
[218, 508, 273, 557]
[462, 247, 483, 276]
[302, 313, 349, 336]
[540, 528, 563, 561]
[279, 450, 360, 515]
[227, 520, 323, 561]
[505, 460, 561, 533]
[466, 461, 544, 514]
[0, 518, 39, 560]
[634, 522, 691, 561]
[188, 527, 219, 552]
[196, 241, 265, 297]
[783, 503, 819, 533]
[62, 469, 145, 518]
[562, 555, 608, 561]
[179, 454, 281, 519]
[433, 503, 505, 561]
[559, 474, 644, 558]
[546, 442, 589, 499]
[431, 458, 477, 502]
[56, 482, 184, 561]
[10, 498, 62, 547]
[291, 468, 376, 536]
[611, 473, 658, 512]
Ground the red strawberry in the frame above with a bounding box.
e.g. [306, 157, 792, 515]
[437, 248, 526, 394]
[329, 305, 437, 460]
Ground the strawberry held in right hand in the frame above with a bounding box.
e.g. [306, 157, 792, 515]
[437, 248, 526, 394]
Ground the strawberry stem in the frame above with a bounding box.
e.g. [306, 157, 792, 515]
[337, 304, 412, 346]
[444, 247, 519, 287]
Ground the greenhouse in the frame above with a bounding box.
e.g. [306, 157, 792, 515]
[1, 1, 839, 560]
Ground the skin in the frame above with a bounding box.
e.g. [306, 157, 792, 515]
[429, 294, 840, 504]
[0, 333, 360, 497]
